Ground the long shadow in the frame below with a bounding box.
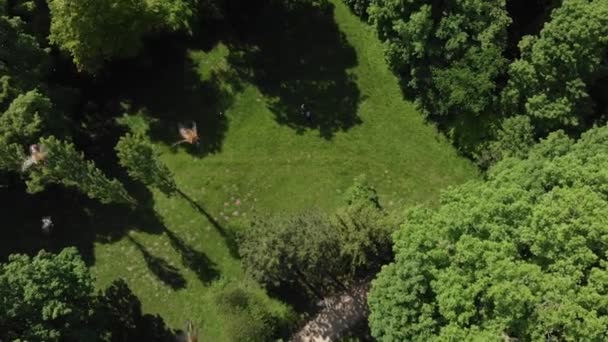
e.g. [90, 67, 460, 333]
[76, 32, 234, 158]
[128, 236, 187, 290]
[225, 1, 362, 139]
[164, 228, 220, 284]
[176, 189, 240, 259]
[0, 178, 167, 265]
[98, 279, 177, 340]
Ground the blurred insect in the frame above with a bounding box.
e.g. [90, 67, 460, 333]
[173, 122, 199, 147]
[41, 216, 53, 234]
[22, 144, 47, 172]
[182, 320, 198, 342]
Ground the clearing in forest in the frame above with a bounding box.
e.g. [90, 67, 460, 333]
[1, 1, 477, 340]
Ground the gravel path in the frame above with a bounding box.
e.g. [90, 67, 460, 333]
[292, 284, 369, 342]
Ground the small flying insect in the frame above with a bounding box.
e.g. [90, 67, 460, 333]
[22, 144, 47, 172]
[173, 122, 199, 147]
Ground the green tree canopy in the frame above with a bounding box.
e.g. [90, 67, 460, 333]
[0, 89, 50, 145]
[115, 133, 177, 196]
[211, 280, 295, 342]
[240, 177, 394, 299]
[368, 124, 608, 341]
[47, 0, 198, 72]
[333, 175, 393, 274]
[26, 136, 134, 205]
[239, 211, 343, 296]
[0, 248, 96, 341]
[0, 248, 175, 341]
[0, 15, 47, 108]
[502, 0, 608, 130]
[369, 0, 510, 118]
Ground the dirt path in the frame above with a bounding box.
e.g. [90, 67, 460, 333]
[292, 284, 369, 342]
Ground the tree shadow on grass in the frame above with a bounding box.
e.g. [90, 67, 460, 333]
[176, 189, 240, 259]
[164, 228, 220, 284]
[128, 236, 187, 290]
[225, 1, 362, 139]
[0, 179, 166, 265]
[98, 278, 177, 340]
[79, 32, 237, 158]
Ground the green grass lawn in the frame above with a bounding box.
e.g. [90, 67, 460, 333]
[2, 1, 477, 340]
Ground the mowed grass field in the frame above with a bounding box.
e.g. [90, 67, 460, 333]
[2, 1, 477, 340]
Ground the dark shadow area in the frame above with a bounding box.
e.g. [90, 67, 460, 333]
[128, 236, 187, 290]
[426, 110, 502, 160]
[59, 28, 235, 158]
[0, 177, 167, 265]
[225, 0, 362, 139]
[97, 278, 177, 341]
[505, 0, 561, 59]
[164, 228, 220, 284]
[177, 189, 240, 259]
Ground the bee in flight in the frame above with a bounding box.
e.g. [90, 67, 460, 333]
[22, 144, 47, 172]
[173, 122, 199, 147]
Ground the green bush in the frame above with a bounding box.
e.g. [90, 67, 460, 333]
[343, 0, 371, 18]
[212, 280, 296, 341]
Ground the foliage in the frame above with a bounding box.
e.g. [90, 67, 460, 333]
[343, 0, 371, 18]
[240, 176, 395, 298]
[0, 248, 175, 341]
[0, 141, 25, 172]
[335, 175, 393, 274]
[502, 0, 608, 130]
[476, 115, 536, 168]
[369, 0, 510, 118]
[0, 89, 51, 145]
[239, 211, 344, 294]
[115, 133, 177, 196]
[147, 0, 199, 32]
[212, 280, 296, 341]
[343, 174, 380, 209]
[47, 0, 197, 72]
[47, 0, 151, 72]
[0, 248, 97, 341]
[0, 15, 47, 108]
[26, 136, 134, 205]
[368, 124, 608, 341]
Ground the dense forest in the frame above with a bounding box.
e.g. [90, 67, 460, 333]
[2, 0, 608, 341]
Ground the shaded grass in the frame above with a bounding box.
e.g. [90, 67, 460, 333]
[2, 1, 478, 340]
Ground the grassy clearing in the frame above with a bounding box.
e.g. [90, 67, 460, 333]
[2, 1, 477, 340]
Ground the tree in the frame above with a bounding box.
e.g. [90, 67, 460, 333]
[26, 136, 134, 205]
[211, 280, 295, 341]
[0, 248, 96, 341]
[333, 175, 393, 274]
[0, 248, 175, 341]
[0, 141, 25, 172]
[47, 0, 151, 72]
[0, 89, 51, 144]
[502, 0, 608, 131]
[343, 0, 372, 18]
[0, 15, 47, 108]
[476, 115, 536, 168]
[369, 0, 511, 118]
[368, 124, 608, 341]
[115, 133, 177, 196]
[47, 0, 198, 72]
[239, 211, 345, 297]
